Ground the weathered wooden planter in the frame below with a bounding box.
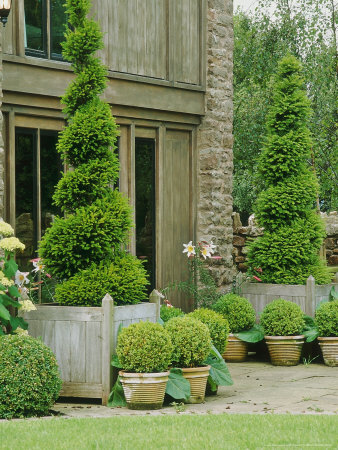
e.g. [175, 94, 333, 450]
[20, 293, 161, 405]
[240, 275, 338, 318]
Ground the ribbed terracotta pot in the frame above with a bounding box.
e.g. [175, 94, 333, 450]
[265, 335, 304, 366]
[181, 365, 210, 404]
[119, 371, 169, 410]
[223, 334, 248, 362]
[318, 337, 338, 367]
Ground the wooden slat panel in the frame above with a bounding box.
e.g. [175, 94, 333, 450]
[70, 322, 86, 383]
[114, 303, 156, 321]
[21, 305, 102, 322]
[60, 382, 102, 398]
[85, 321, 102, 384]
[54, 321, 71, 382]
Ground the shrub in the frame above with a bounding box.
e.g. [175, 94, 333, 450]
[260, 299, 305, 336]
[116, 321, 173, 373]
[213, 294, 256, 333]
[187, 308, 229, 354]
[315, 301, 338, 337]
[0, 334, 62, 419]
[248, 55, 330, 284]
[160, 305, 185, 322]
[165, 316, 211, 368]
[55, 253, 149, 306]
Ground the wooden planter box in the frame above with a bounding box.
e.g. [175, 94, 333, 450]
[20, 293, 161, 405]
[240, 275, 338, 318]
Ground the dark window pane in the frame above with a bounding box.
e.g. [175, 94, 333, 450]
[40, 132, 62, 237]
[135, 138, 155, 292]
[50, 0, 67, 58]
[15, 130, 36, 271]
[24, 0, 46, 55]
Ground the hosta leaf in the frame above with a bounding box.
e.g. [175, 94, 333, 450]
[165, 368, 190, 400]
[205, 355, 233, 386]
[0, 303, 10, 321]
[9, 316, 28, 332]
[111, 354, 123, 369]
[234, 324, 264, 343]
[107, 377, 126, 407]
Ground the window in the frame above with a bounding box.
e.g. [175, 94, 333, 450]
[24, 0, 67, 60]
[15, 128, 63, 270]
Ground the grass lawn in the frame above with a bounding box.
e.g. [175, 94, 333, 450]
[0, 414, 337, 449]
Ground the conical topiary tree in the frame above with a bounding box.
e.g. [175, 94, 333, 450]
[39, 0, 149, 305]
[247, 54, 331, 285]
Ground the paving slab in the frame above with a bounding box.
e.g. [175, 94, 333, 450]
[52, 362, 338, 418]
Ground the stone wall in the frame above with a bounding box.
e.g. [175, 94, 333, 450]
[233, 212, 338, 272]
[197, 0, 235, 288]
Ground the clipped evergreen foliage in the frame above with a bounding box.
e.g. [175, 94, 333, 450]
[248, 55, 331, 285]
[116, 321, 173, 373]
[213, 293, 256, 333]
[54, 253, 149, 306]
[260, 299, 305, 336]
[0, 334, 62, 419]
[160, 304, 185, 322]
[165, 316, 211, 368]
[315, 301, 338, 337]
[39, 0, 148, 302]
[187, 308, 229, 354]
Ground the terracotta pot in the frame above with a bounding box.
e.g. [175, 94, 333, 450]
[318, 337, 338, 367]
[265, 335, 304, 366]
[223, 334, 248, 362]
[119, 371, 169, 410]
[181, 365, 210, 404]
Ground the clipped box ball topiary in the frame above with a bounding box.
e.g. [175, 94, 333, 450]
[213, 294, 256, 333]
[187, 308, 229, 354]
[55, 253, 149, 307]
[0, 334, 62, 419]
[116, 321, 173, 373]
[315, 301, 338, 337]
[165, 316, 211, 368]
[260, 299, 305, 336]
[160, 304, 185, 323]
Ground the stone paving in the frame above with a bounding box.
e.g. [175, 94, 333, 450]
[52, 361, 338, 417]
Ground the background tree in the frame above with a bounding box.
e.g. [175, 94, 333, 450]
[247, 55, 331, 285]
[234, 0, 337, 222]
[39, 0, 149, 305]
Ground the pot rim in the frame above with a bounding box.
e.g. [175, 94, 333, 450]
[264, 335, 305, 340]
[180, 365, 210, 373]
[119, 370, 170, 377]
[317, 336, 338, 341]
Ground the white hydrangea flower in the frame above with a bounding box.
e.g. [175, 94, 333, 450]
[0, 237, 25, 252]
[20, 299, 37, 312]
[14, 327, 29, 336]
[0, 221, 14, 237]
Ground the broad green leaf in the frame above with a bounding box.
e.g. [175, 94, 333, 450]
[111, 354, 123, 369]
[117, 322, 123, 336]
[204, 355, 233, 386]
[9, 316, 28, 332]
[316, 299, 328, 310]
[329, 287, 338, 302]
[8, 285, 20, 298]
[0, 303, 10, 321]
[207, 375, 218, 393]
[157, 317, 164, 325]
[107, 377, 126, 407]
[234, 324, 264, 343]
[209, 344, 223, 361]
[1, 295, 21, 308]
[4, 258, 18, 279]
[303, 328, 319, 343]
[165, 368, 191, 400]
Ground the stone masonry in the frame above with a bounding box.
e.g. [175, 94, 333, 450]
[197, 0, 235, 288]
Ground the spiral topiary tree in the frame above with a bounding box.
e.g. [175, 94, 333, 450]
[39, 0, 148, 303]
[248, 55, 331, 285]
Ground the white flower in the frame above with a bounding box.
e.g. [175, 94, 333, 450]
[18, 286, 29, 300]
[0, 237, 25, 252]
[183, 241, 196, 258]
[0, 221, 14, 237]
[15, 270, 30, 286]
[14, 327, 29, 336]
[208, 241, 217, 254]
[0, 271, 14, 287]
[32, 259, 45, 273]
[153, 289, 165, 299]
[201, 245, 212, 259]
[19, 299, 37, 312]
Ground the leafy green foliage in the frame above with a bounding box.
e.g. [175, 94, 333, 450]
[107, 376, 126, 407]
[55, 253, 149, 307]
[40, 193, 132, 279]
[213, 293, 256, 333]
[204, 345, 233, 387]
[160, 305, 184, 322]
[187, 308, 229, 354]
[235, 324, 264, 343]
[116, 321, 173, 373]
[260, 299, 305, 336]
[165, 368, 191, 401]
[248, 55, 330, 285]
[0, 335, 62, 419]
[165, 316, 211, 368]
[315, 301, 338, 337]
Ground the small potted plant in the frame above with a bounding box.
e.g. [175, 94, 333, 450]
[213, 294, 259, 362]
[116, 321, 173, 410]
[260, 299, 305, 366]
[165, 316, 211, 403]
[315, 300, 338, 367]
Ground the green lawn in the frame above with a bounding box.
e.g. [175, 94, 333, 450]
[1, 414, 337, 449]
